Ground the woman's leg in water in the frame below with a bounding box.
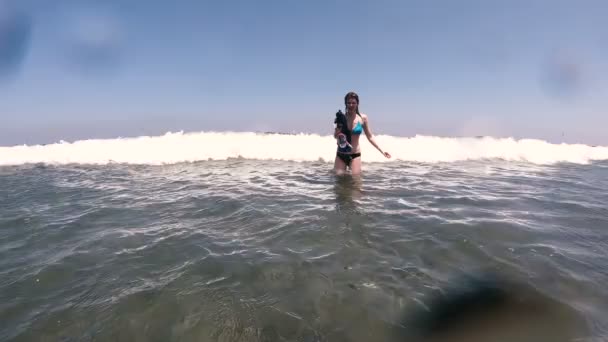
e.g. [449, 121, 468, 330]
[334, 154, 347, 175]
[350, 155, 362, 175]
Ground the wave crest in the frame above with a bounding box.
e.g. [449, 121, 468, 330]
[1, 131, 607, 166]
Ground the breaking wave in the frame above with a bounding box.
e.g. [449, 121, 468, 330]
[1, 131, 607, 166]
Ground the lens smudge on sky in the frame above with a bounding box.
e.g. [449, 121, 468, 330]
[58, 3, 126, 75]
[540, 50, 585, 99]
[0, 5, 32, 81]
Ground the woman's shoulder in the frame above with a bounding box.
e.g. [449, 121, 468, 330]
[359, 113, 369, 122]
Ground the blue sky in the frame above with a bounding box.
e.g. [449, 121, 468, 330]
[1, 0, 607, 146]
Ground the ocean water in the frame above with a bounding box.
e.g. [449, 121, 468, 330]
[1, 132, 608, 341]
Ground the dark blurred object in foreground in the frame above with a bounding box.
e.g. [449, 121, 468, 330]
[395, 271, 589, 342]
[0, 7, 31, 80]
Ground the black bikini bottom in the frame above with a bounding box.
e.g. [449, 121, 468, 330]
[337, 152, 361, 166]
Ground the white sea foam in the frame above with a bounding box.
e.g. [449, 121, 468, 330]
[1, 131, 607, 166]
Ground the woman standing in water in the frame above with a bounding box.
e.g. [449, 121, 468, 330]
[334, 91, 391, 175]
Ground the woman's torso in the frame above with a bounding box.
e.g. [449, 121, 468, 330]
[338, 113, 364, 154]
